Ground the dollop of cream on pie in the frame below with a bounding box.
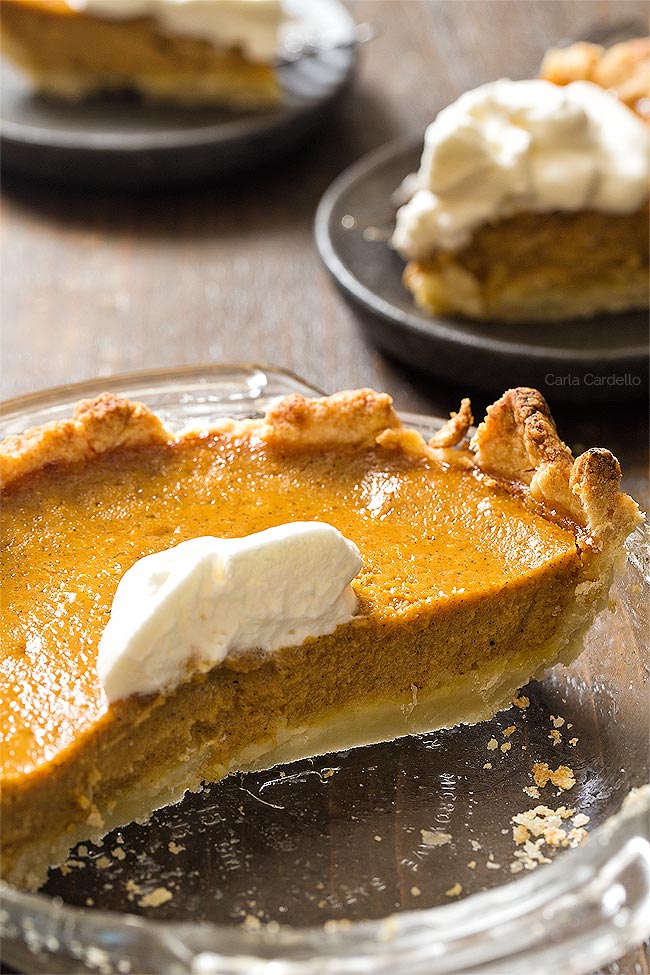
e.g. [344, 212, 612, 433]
[97, 522, 362, 702]
[392, 78, 650, 257]
[65, 0, 284, 62]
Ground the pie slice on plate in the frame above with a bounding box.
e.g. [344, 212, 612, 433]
[0, 386, 641, 889]
[0, 0, 285, 106]
[392, 39, 649, 322]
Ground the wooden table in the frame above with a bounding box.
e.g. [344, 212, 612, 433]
[1, 2, 648, 972]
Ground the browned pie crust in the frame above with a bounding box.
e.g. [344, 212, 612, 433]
[0, 393, 168, 489]
[540, 37, 650, 121]
[470, 387, 640, 550]
[2, 387, 638, 551]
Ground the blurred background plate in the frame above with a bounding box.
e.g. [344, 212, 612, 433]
[0, 0, 357, 186]
[314, 138, 649, 403]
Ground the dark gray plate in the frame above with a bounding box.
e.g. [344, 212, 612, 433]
[0, 0, 356, 186]
[314, 138, 649, 403]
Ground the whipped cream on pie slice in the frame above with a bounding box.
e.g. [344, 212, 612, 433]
[392, 78, 650, 257]
[66, 0, 285, 61]
[98, 522, 362, 702]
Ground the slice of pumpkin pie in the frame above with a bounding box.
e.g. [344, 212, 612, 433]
[0, 0, 285, 106]
[392, 60, 649, 322]
[0, 387, 641, 889]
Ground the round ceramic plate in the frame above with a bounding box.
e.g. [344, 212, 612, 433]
[314, 138, 649, 403]
[0, 0, 357, 186]
[1, 365, 649, 975]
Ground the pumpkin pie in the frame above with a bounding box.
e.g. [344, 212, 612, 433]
[0, 387, 641, 889]
[0, 0, 284, 107]
[392, 41, 650, 322]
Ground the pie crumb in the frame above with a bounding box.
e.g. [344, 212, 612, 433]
[96, 856, 112, 870]
[548, 729, 562, 746]
[64, 858, 85, 870]
[467, 860, 477, 869]
[470, 839, 482, 852]
[550, 715, 565, 728]
[523, 786, 540, 799]
[125, 879, 142, 901]
[501, 742, 512, 752]
[509, 801, 589, 871]
[410, 886, 422, 897]
[421, 829, 452, 847]
[111, 846, 126, 861]
[569, 737, 579, 747]
[532, 762, 576, 791]
[487, 738, 498, 751]
[138, 887, 173, 909]
[512, 694, 530, 709]
[502, 726, 516, 737]
[445, 882, 463, 897]
[512, 823, 529, 846]
[168, 841, 186, 855]
[483, 763, 493, 769]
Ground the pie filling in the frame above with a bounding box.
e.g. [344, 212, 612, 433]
[0, 387, 641, 889]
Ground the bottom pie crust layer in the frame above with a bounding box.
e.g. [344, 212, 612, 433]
[404, 207, 649, 322]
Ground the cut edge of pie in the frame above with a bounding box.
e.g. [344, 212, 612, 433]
[0, 387, 642, 890]
[402, 207, 650, 323]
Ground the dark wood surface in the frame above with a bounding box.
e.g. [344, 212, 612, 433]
[1, 2, 648, 972]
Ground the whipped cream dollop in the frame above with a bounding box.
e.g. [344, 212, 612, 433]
[97, 522, 362, 702]
[66, 0, 284, 62]
[392, 78, 650, 257]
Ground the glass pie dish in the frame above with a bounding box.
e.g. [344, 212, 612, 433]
[1, 363, 649, 975]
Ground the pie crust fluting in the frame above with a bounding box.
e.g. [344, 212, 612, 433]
[540, 37, 650, 121]
[0, 387, 641, 889]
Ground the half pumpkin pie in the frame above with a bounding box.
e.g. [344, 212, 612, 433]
[0, 387, 641, 889]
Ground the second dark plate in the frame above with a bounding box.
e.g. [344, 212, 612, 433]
[314, 138, 649, 402]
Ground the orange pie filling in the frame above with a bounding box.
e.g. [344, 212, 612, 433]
[0, 387, 640, 888]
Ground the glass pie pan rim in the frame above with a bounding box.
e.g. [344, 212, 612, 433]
[1, 362, 648, 975]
